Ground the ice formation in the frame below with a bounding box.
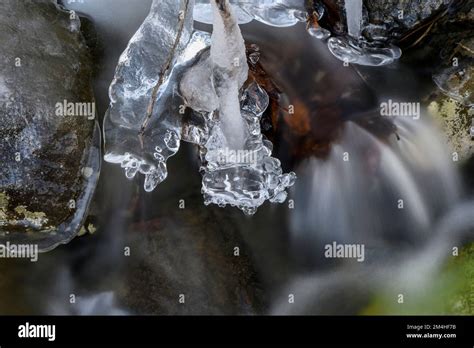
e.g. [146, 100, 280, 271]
[193, 0, 307, 27]
[209, 0, 248, 149]
[327, 37, 402, 67]
[327, 0, 402, 66]
[193, 0, 401, 66]
[433, 63, 473, 107]
[104, 0, 196, 192]
[344, 0, 362, 39]
[104, 0, 295, 214]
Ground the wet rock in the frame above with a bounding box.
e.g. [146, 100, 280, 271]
[400, 0, 474, 159]
[118, 193, 266, 315]
[0, 0, 100, 251]
[399, 0, 473, 106]
[428, 98, 473, 162]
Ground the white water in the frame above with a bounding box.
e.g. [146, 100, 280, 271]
[291, 117, 460, 250]
[278, 121, 470, 314]
[274, 201, 474, 315]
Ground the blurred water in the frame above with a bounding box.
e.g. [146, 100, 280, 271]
[290, 117, 461, 261]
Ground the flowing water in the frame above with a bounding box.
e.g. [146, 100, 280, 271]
[290, 117, 461, 260]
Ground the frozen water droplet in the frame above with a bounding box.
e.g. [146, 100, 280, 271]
[125, 166, 139, 179]
[327, 36, 401, 66]
[308, 26, 331, 40]
[164, 130, 180, 152]
[293, 10, 308, 22]
[243, 112, 262, 136]
[270, 191, 287, 203]
[153, 151, 164, 162]
[144, 164, 167, 192]
[240, 81, 269, 117]
[433, 64, 473, 107]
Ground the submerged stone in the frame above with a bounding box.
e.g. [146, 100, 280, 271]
[0, 0, 100, 251]
[118, 193, 267, 314]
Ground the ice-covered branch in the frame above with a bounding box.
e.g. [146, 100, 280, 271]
[104, 0, 296, 214]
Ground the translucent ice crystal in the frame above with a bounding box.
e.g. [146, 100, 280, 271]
[199, 79, 297, 215]
[103, 0, 195, 192]
[325, 0, 402, 66]
[193, 0, 307, 27]
[327, 36, 402, 67]
[181, 0, 296, 214]
[209, 0, 249, 150]
[344, 0, 363, 39]
[105, 0, 295, 214]
[194, 0, 402, 67]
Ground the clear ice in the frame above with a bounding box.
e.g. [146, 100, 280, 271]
[104, 0, 196, 192]
[193, 0, 307, 27]
[193, 0, 402, 67]
[327, 36, 402, 67]
[344, 0, 362, 39]
[184, 0, 296, 214]
[433, 63, 473, 107]
[326, 0, 402, 66]
[104, 0, 296, 214]
[209, 0, 249, 149]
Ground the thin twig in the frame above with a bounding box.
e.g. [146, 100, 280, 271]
[138, 0, 191, 147]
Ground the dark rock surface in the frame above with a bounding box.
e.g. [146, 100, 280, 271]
[0, 0, 100, 251]
[118, 191, 267, 315]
